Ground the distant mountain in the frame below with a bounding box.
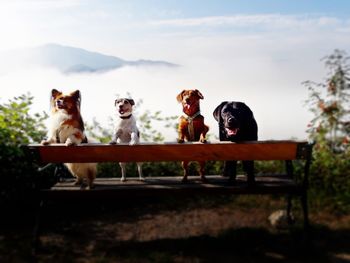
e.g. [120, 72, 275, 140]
[0, 43, 178, 74]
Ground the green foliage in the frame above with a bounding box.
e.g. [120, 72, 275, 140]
[0, 94, 48, 205]
[303, 49, 350, 212]
[138, 110, 178, 142]
[85, 117, 113, 143]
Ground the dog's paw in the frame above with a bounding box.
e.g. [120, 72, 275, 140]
[199, 138, 207, 143]
[200, 175, 209, 183]
[73, 179, 83, 186]
[129, 140, 137, 146]
[65, 138, 77, 146]
[181, 177, 188, 183]
[177, 138, 185, 143]
[120, 177, 126, 182]
[109, 140, 117, 145]
[86, 184, 94, 190]
[41, 140, 50, 145]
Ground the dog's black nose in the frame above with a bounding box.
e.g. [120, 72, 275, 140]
[56, 99, 63, 107]
[227, 117, 239, 127]
[228, 117, 235, 124]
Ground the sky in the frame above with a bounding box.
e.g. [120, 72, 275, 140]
[1, 0, 350, 141]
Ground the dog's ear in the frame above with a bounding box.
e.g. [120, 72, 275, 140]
[70, 90, 81, 100]
[71, 90, 81, 108]
[176, 90, 186, 103]
[194, 89, 204, 100]
[127, 99, 135, 106]
[51, 89, 61, 99]
[213, 102, 227, 122]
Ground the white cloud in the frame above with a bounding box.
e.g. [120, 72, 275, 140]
[0, 0, 83, 10]
[150, 14, 343, 30]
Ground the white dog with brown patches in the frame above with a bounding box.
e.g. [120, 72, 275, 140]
[41, 89, 97, 189]
[109, 98, 143, 182]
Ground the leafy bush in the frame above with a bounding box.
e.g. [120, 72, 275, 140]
[0, 94, 48, 205]
[303, 49, 350, 212]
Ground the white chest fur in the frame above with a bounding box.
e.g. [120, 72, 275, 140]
[48, 111, 80, 143]
[113, 116, 140, 144]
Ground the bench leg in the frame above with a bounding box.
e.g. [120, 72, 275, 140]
[32, 199, 45, 256]
[301, 192, 310, 230]
[286, 194, 293, 225]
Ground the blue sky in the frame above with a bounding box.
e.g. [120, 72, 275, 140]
[1, 0, 350, 53]
[0, 0, 349, 140]
[112, 0, 350, 17]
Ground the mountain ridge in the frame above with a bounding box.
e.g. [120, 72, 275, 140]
[1, 43, 178, 74]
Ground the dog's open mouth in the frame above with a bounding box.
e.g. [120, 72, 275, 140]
[184, 103, 192, 110]
[225, 127, 239, 136]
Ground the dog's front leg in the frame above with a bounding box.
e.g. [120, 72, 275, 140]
[177, 122, 186, 143]
[130, 131, 139, 145]
[41, 129, 58, 145]
[199, 125, 209, 143]
[65, 129, 84, 146]
[109, 129, 122, 144]
[178, 131, 185, 143]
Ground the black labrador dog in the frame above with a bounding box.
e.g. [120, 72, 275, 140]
[213, 101, 258, 185]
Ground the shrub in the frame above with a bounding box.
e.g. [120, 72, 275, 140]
[303, 49, 350, 212]
[0, 94, 48, 205]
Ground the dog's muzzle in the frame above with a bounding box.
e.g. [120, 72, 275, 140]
[224, 117, 240, 136]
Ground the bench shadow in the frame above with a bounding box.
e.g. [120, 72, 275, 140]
[1, 200, 349, 263]
[38, 225, 350, 263]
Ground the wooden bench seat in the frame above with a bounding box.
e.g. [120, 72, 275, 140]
[43, 175, 303, 199]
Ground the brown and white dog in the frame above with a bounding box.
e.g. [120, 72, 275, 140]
[177, 89, 209, 182]
[109, 98, 143, 182]
[41, 89, 97, 189]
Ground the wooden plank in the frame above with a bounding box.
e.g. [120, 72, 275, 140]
[41, 175, 303, 200]
[28, 140, 307, 163]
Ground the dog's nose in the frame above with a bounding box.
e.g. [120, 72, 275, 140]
[56, 99, 63, 107]
[227, 117, 236, 125]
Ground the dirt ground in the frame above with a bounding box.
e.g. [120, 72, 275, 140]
[1, 195, 350, 263]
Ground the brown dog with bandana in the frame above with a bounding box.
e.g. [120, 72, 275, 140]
[177, 89, 209, 182]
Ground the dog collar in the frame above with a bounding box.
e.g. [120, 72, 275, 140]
[119, 114, 132, 119]
[182, 111, 201, 122]
[182, 111, 201, 141]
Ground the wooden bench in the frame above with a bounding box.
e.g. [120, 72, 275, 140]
[26, 140, 313, 252]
